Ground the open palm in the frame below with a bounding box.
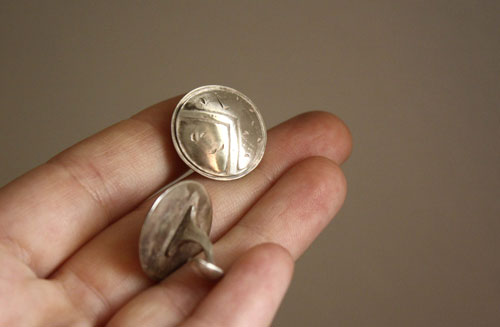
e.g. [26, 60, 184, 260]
[0, 96, 351, 326]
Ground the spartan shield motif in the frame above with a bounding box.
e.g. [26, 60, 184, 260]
[172, 85, 266, 181]
[176, 108, 240, 176]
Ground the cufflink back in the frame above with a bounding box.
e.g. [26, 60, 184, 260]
[139, 180, 222, 281]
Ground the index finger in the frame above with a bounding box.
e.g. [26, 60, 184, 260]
[0, 95, 185, 277]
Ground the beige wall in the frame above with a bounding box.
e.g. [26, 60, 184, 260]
[1, 1, 499, 326]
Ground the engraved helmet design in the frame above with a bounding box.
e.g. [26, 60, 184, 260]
[172, 85, 266, 181]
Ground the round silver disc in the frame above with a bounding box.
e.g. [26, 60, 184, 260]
[139, 180, 212, 281]
[172, 85, 267, 181]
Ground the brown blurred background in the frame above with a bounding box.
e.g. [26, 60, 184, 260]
[1, 1, 499, 326]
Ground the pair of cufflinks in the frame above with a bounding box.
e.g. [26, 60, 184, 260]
[139, 85, 267, 281]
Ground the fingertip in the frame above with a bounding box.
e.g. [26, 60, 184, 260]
[283, 156, 348, 221]
[303, 111, 353, 164]
[273, 111, 353, 166]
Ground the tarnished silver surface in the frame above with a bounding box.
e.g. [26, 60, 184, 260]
[172, 85, 267, 180]
[139, 180, 215, 281]
[192, 258, 224, 279]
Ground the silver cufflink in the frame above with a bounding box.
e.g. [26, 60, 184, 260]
[139, 85, 267, 281]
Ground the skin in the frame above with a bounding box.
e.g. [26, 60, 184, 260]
[0, 96, 352, 326]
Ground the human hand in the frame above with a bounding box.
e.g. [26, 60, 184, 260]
[0, 96, 351, 326]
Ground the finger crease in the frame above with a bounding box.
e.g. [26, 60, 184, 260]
[0, 235, 36, 276]
[46, 158, 112, 226]
[234, 222, 272, 245]
[129, 115, 169, 139]
[55, 265, 111, 325]
[159, 282, 193, 320]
